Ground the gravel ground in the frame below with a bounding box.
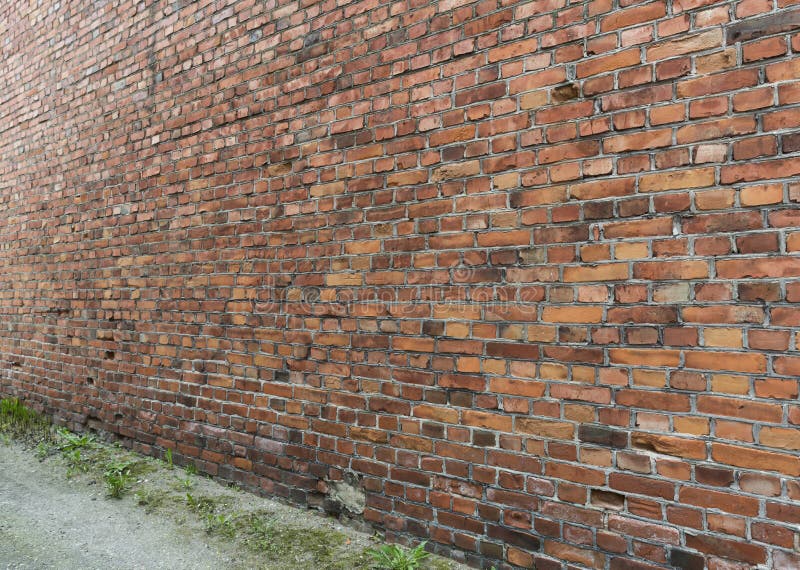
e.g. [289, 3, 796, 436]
[0, 437, 462, 570]
[0, 443, 233, 570]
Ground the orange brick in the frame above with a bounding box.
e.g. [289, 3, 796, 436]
[686, 351, 767, 373]
[563, 264, 629, 282]
[541, 306, 604, 323]
[639, 168, 716, 192]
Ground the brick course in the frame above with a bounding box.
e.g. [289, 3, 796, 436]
[1, 0, 800, 568]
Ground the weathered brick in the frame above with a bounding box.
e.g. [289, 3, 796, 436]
[2, 2, 798, 569]
[579, 425, 628, 448]
[727, 7, 800, 42]
[631, 433, 706, 459]
[668, 549, 705, 570]
[685, 533, 766, 565]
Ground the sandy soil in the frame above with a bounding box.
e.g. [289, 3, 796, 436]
[0, 436, 466, 570]
[0, 430, 463, 570]
[0, 443, 236, 569]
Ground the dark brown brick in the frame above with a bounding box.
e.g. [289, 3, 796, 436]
[579, 425, 629, 448]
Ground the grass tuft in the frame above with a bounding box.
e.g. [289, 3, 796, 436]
[367, 541, 430, 570]
[104, 459, 135, 498]
[0, 397, 54, 444]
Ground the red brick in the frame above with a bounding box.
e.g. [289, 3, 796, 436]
[3, 3, 800, 569]
[639, 168, 716, 192]
[685, 533, 766, 565]
[677, 116, 756, 143]
[647, 29, 723, 60]
[679, 487, 759, 516]
[605, 129, 672, 153]
[633, 261, 709, 280]
[713, 443, 800, 476]
[717, 257, 800, 278]
[631, 433, 706, 459]
[616, 389, 690, 411]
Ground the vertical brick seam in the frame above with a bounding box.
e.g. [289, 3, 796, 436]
[1, 0, 800, 568]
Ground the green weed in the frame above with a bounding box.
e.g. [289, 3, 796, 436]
[104, 471, 131, 498]
[105, 459, 136, 475]
[64, 449, 89, 477]
[204, 512, 235, 537]
[164, 448, 173, 469]
[185, 492, 220, 514]
[103, 459, 135, 498]
[57, 428, 95, 452]
[135, 488, 170, 513]
[367, 541, 430, 570]
[35, 441, 52, 459]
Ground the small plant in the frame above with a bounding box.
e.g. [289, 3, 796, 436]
[204, 512, 235, 537]
[243, 515, 276, 553]
[185, 463, 198, 475]
[35, 441, 52, 459]
[57, 428, 94, 452]
[185, 492, 198, 510]
[104, 471, 131, 498]
[181, 477, 194, 490]
[164, 448, 173, 469]
[103, 459, 135, 498]
[367, 541, 430, 570]
[185, 492, 217, 513]
[135, 489, 165, 512]
[64, 448, 88, 477]
[134, 490, 147, 506]
[105, 459, 136, 475]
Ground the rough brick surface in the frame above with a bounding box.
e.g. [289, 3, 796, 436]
[1, 0, 799, 568]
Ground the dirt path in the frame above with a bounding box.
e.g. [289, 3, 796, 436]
[0, 443, 234, 570]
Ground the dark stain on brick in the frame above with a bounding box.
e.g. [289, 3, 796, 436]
[784, 132, 800, 154]
[591, 489, 625, 509]
[473, 430, 496, 447]
[303, 31, 322, 48]
[578, 424, 628, 448]
[422, 422, 445, 438]
[335, 75, 353, 92]
[448, 390, 473, 407]
[487, 525, 540, 551]
[486, 342, 539, 359]
[479, 541, 504, 559]
[422, 320, 445, 336]
[297, 42, 329, 63]
[669, 549, 705, 570]
[552, 82, 580, 102]
[695, 465, 734, 487]
[726, 7, 800, 43]
[335, 128, 374, 149]
[584, 201, 615, 220]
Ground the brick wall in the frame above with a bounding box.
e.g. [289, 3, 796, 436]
[2, 0, 800, 567]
